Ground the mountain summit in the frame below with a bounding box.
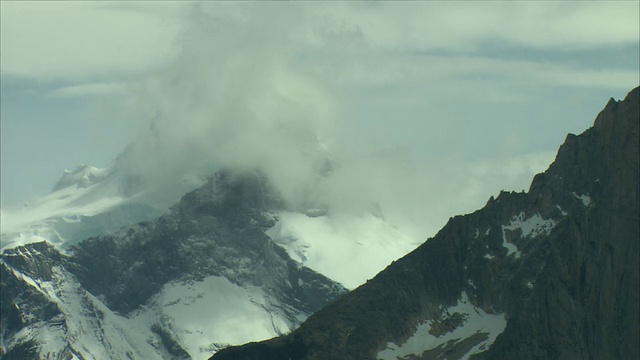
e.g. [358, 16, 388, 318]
[0, 171, 346, 359]
[211, 88, 639, 360]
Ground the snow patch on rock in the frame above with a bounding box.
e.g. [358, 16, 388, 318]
[377, 292, 507, 360]
[500, 212, 558, 257]
[572, 192, 592, 207]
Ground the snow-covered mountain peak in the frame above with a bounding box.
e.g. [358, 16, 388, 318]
[1, 166, 349, 359]
[51, 163, 113, 193]
[1, 161, 161, 252]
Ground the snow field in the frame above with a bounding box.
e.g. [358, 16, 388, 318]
[267, 211, 419, 289]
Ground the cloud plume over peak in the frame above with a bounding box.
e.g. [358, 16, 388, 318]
[110, 3, 601, 241]
[123, 4, 338, 209]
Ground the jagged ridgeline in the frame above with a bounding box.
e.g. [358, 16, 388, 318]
[211, 88, 639, 360]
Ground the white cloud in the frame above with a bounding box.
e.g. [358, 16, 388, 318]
[107, 4, 580, 243]
[2, 2, 637, 81]
[113, 3, 336, 208]
[324, 2, 639, 52]
[331, 53, 639, 90]
[0, 2, 183, 79]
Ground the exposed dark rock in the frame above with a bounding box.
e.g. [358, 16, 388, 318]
[2, 241, 62, 281]
[1, 246, 63, 336]
[211, 88, 639, 360]
[0, 339, 41, 360]
[151, 322, 192, 360]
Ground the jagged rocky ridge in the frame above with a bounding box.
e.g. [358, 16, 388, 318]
[1, 171, 347, 359]
[211, 88, 639, 360]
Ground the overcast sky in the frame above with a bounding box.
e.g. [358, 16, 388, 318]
[1, 2, 638, 237]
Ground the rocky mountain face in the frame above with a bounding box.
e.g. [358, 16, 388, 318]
[1, 171, 346, 359]
[211, 88, 639, 360]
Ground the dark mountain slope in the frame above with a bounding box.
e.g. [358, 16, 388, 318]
[211, 87, 639, 360]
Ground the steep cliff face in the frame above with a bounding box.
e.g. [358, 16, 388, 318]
[211, 87, 639, 360]
[1, 171, 347, 359]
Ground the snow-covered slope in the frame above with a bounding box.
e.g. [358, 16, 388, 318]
[267, 211, 418, 289]
[1, 163, 159, 251]
[1, 250, 167, 359]
[130, 276, 302, 359]
[1, 243, 322, 360]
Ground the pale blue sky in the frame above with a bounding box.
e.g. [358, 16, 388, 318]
[1, 1, 638, 215]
